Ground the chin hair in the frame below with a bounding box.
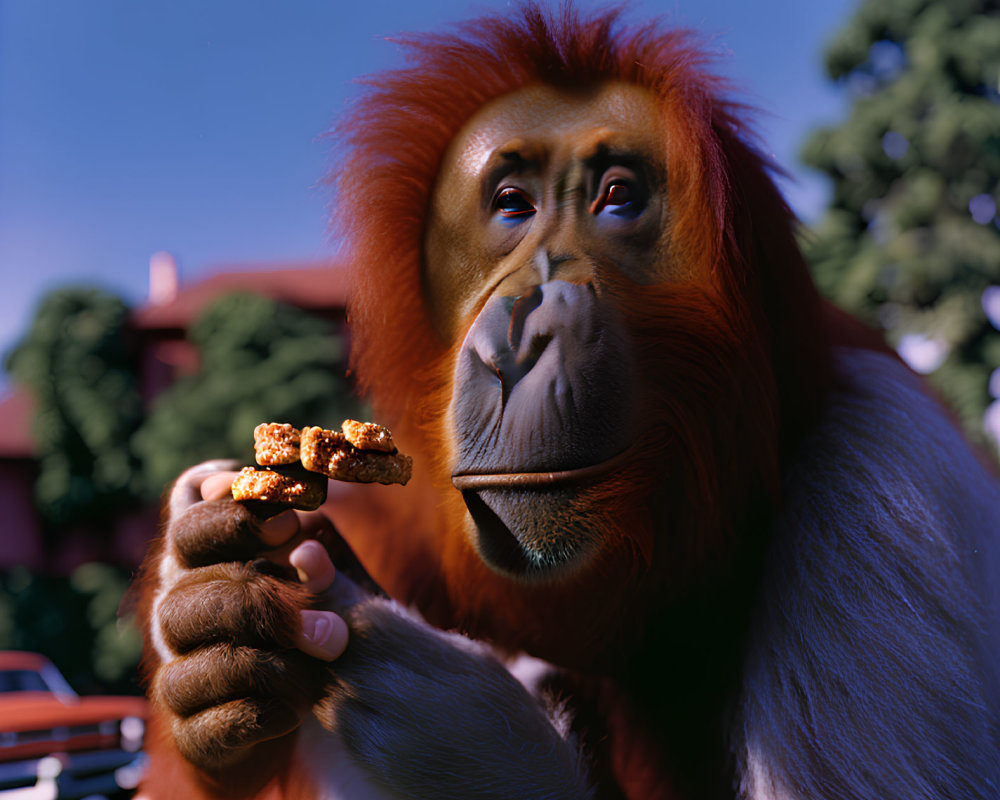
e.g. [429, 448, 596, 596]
[462, 486, 605, 581]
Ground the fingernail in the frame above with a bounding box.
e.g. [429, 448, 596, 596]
[289, 540, 337, 593]
[300, 610, 346, 660]
[302, 610, 333, 644]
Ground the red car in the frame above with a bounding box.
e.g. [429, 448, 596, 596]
[0, 651, 148, 800]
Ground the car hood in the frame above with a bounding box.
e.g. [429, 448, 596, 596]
[0, 692, 148, 730]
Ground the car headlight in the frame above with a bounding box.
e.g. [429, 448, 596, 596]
[120, 715, 145, 752]
[36, 755, 64, 780]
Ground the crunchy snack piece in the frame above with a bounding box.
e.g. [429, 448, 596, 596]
[253, 422, 302, 466]
[234, 421, 412, 516]
[301, 425, 412, 486]
[341, 419, 396, 453]
[326, 448, 413, 485]
[231, 465, 327, 511]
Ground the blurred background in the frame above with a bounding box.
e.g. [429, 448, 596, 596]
[0, 0, 997, 744]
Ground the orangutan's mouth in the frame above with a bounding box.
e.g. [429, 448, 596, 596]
[451, 447, 632, 491]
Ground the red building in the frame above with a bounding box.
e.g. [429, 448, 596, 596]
[0, 256, 350, 574]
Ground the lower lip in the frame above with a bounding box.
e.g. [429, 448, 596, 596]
[451, 448, 632, 490]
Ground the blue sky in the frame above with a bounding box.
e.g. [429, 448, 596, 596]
[0, 0, 856, 388]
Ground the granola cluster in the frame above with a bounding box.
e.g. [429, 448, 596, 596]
[232, 420, 412, 513]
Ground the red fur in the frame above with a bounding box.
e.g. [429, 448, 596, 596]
[139, 717, 316, 800]
[331, 3, 832, 661]
[320, 6, 856, 793]
[138, 6, 1000, 799]
[333, 4, 744, 433]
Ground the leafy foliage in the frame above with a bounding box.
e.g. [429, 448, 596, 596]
[0, 564, 144, 695]
[133, 291, 360, 494]
[4, 286, 359, 693]
[801, 0, 1000, 451]
[4, 288, 144, 525]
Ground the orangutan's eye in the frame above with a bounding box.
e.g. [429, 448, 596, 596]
[591, 168, 646, 219]
[493, 187, 536, 221]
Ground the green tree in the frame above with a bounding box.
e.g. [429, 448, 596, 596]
[2, 287, 356, 695]
[133, 292, 359, 494]
[801, 0, 1000, 449]
[5, 288, 144, 525]
[0, 564, 144, 695]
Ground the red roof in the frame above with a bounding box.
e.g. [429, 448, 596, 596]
[0, 260, 355, 460]
[131, 261, 352, 331]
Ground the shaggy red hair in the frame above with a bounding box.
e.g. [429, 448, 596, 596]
[328, 2, 832, 662]
[332, 1, 827, 436]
